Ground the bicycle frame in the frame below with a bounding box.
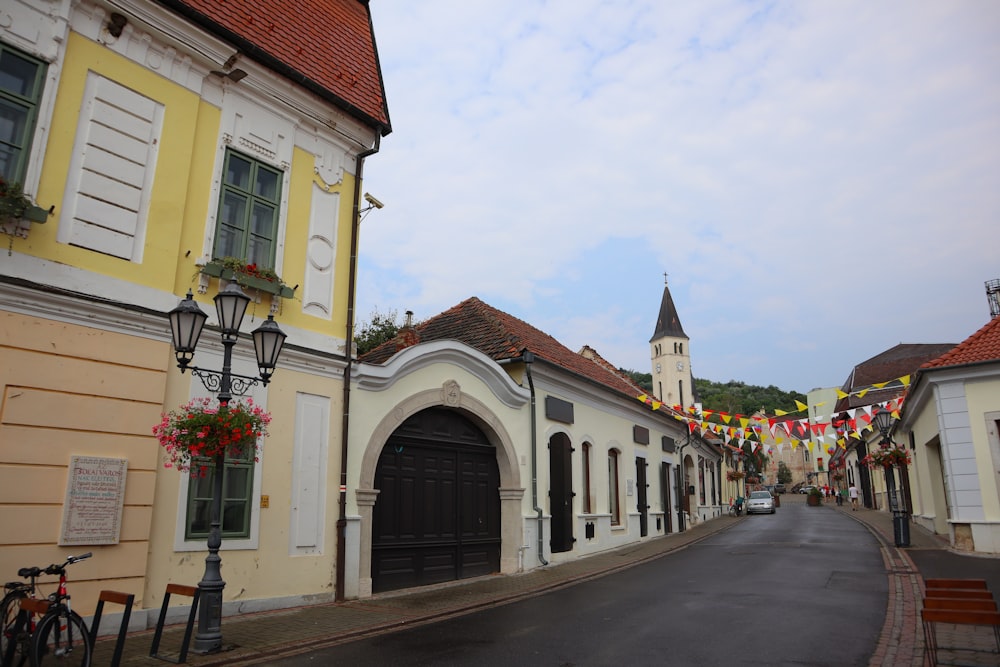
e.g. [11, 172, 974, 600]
[1, 553, 91, 667]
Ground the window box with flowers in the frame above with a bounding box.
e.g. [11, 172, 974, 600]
[199, 257, 295, 299]
[1, 176, 51, 239]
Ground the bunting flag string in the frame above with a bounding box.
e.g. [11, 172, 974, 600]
[635, 373, 910, 449]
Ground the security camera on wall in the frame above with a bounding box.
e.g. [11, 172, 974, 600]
[363, 193, 384, 209]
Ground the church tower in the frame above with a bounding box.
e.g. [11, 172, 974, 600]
[650, 276, 692, 408]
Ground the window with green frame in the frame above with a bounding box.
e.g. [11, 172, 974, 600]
[0, 43, 47, 183]
[213, 149, 282, 269]
[185, 450, 255, 540]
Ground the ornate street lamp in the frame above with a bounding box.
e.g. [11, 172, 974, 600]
[167, 286, 286, 653]
[873, 408, 910, 547]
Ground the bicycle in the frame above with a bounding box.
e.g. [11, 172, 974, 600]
[1, 577, 34, 665]
[727, 498, 744, 517]
[1, 553, 93, 667]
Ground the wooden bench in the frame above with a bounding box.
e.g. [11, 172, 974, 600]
[925, 588, 995, 600]
[923, 596, 997, 612]
[921, 579, 999, 664]
[925, 578, 988, 590]
[922, 607, 1000, 665]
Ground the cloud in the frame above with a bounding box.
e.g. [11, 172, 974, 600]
[360, 1, 1000, 393]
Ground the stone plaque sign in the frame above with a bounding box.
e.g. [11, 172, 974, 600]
[59, 456, 127, 545]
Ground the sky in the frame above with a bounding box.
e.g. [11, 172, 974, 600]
[357, 1, 1000, 395]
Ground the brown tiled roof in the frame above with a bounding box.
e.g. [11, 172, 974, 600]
[834, 343, 955, 412]
[162, 0, 390, 133]
[922, 316, 1000, 369]
[361, 297, 647, 402]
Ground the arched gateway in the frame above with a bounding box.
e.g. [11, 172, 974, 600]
[371, 407, 501, 592]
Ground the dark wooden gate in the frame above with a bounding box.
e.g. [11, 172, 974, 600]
[372, 408, 500, 593]
[548, 433, 574, 553]
[636, 457, 648, 537]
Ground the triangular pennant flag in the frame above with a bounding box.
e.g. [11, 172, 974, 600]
[795, 400, 808, 412]
[900, 375, 911, 387]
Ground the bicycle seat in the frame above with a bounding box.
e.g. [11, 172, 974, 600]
[18, 567, 42, 578]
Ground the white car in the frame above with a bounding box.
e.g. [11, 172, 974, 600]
[745, 490, 776, 514]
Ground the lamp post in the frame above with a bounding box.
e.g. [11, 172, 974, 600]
[167, 285, 287, 653]
[872, 409, 909, 547]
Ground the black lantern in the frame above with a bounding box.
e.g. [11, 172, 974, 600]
[252, 315, 287, 384]
[873, 409, 895, 443]
[213, 282, 251, 339]
[168, 290, 208, 371]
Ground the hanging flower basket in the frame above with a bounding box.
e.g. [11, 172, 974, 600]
[200, 257, 295, 298]
[726, 470, 745, 481]
[861, 444, 911, 470]
[153, 397, 271, 474]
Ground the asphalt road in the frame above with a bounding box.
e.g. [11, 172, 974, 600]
[268, 500, 887, 666]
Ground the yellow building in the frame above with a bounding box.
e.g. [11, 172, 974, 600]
[0, 0, 389, 633]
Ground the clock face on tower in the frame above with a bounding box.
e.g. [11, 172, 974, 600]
[676, 361, 684, 371]
[655, 363, 661, 373]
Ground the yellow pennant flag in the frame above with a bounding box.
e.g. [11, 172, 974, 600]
[900, 375, 911, 387]
[836, 389, 849, 399]
[652, 401, 661, 411]
[774, 409, 788, 416]
[857, 389, 869, 398]
[795, 400, 808, 412]
[872, 381, 888, 388]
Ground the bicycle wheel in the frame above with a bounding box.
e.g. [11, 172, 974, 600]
[1, 589, 30, 666]
[29, 609, 91, 666]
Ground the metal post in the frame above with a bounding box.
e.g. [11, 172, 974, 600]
[193, 336, 234, 653]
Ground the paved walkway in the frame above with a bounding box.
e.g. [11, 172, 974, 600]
[91, 498, 999, 666]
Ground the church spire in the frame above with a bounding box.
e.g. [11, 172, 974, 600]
[650, 275, 687, 342]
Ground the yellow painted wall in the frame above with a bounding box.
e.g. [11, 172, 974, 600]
[964, 376, 1000, 519]
[18, 32, 199, 292]
[15, 30, 358, 342]
[143, 365, 344, 608]
[0, 312, 167, 615]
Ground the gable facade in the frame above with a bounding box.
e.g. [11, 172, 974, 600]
[897, 317, 1000, 554]
[347, 299, 721, 598]
[1, 0, 387, 630]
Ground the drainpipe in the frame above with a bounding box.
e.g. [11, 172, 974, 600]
[336, 135, 380, 602]
[522, 350, 548, 566]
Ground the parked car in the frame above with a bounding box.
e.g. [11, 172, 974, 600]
[774, 483, 786, 494]
[746, 490, 776, 514]
[798, 485, 817, 495]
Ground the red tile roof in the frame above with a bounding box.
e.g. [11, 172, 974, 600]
[361, 297, 647, 402]
[922, 316, 1000, 369]
[834, 343, 955, 412]
[163, 0, 390, 133]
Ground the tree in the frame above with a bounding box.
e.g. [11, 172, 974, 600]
[777, 461, 792, 485]
[622, 369, 653, 393]
[355, 308, 400, 355]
